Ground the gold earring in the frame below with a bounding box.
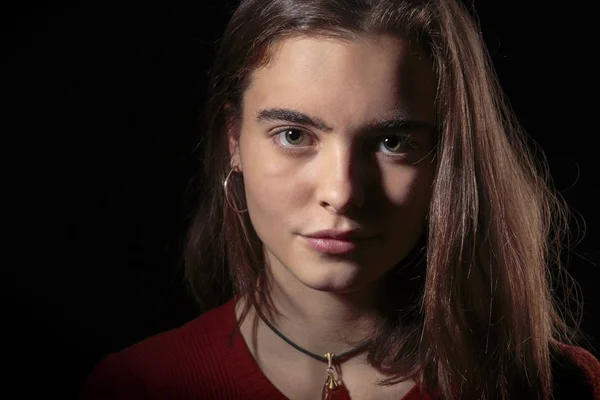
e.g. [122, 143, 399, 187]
[223, 167, 248, 214]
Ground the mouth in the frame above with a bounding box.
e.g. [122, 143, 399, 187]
[300, 230, 377, 255]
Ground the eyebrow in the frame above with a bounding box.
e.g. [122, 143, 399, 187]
[363, 117, 432, 134]
[256, 107, 433, 134]
[257, 108, 333, 132]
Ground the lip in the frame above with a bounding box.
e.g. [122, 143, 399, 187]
[300, 230, 376, 255]
[303, 229, 370, 240]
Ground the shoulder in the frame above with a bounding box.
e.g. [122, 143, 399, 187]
[551, 341, 600, 400]
[80, 298, 240, 399]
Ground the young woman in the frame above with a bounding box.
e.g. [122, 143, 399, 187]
[82, 0, 600, 399]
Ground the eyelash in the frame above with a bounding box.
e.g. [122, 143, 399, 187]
[270, 127, 418, 159]
[271, 128, 313, 155]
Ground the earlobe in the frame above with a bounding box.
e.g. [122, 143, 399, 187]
[228, 133, 242, 172]
[225, 103, 243, 172]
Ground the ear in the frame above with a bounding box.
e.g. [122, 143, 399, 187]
[228, 130, 242, 172]
[225, 103, 242, 172]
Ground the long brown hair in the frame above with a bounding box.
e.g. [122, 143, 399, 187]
[184, 0, 581, 398]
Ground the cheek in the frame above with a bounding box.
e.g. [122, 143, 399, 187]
[381, 165, 434, 209]
[380, 167, 433, 261]
[245, 173, 305, 213]
[240, 143, 312, 221]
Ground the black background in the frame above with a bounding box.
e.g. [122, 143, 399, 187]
[4, 1, 598, 398]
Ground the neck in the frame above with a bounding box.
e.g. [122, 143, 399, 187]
[269, 278, 381, 350]
[238, 260, 388, 367]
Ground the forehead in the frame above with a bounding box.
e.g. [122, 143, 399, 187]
[243, 34, 436, 124]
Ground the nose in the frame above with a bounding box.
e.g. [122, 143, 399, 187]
[317, 144, 366, 214]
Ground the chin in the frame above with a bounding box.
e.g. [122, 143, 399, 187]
[295, 263, 370, 294]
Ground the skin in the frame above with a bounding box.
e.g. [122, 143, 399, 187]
[230, 34, 436, 399]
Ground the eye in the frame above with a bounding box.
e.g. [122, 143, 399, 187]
[276, 128, 312, 147]
[377, 134, 417, 155]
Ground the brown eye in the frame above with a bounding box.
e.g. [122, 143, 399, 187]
[279, 129, 308, 146]
[383, 136, 402, 152]
[378, 135, 417, 154]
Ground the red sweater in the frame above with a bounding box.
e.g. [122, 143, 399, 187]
[81, 298, 600, 399]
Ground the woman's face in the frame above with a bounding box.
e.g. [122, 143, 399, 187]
[230, 34, 436, 294]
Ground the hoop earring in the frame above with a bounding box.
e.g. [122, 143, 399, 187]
[223, 167, 248, 214]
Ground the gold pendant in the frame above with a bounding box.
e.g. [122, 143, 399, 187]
[321, 353, 351, 400]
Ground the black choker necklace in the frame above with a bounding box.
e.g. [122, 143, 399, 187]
[257, 312, 370, 399]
